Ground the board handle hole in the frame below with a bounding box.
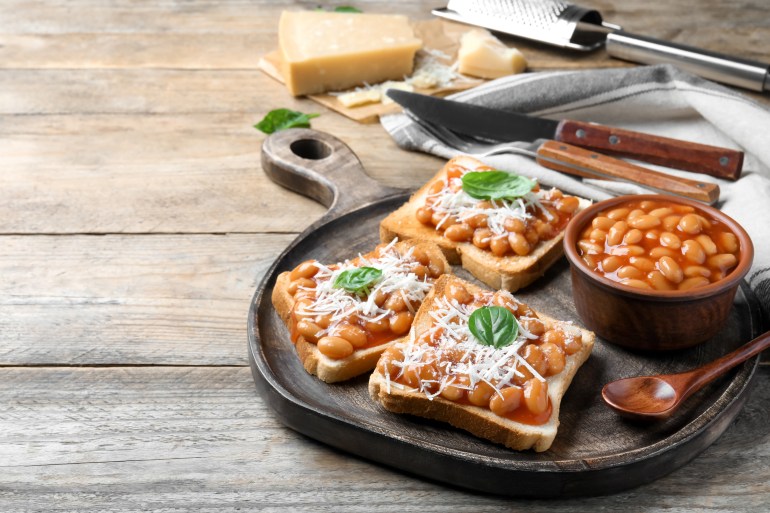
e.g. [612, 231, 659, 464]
[291, 139, 332, 160]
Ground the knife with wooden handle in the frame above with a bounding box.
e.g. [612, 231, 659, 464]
[534, 141, 719, 204]
[388, 90, 744, 181]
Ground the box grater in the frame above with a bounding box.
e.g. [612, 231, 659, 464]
[433, 0, 770, 92]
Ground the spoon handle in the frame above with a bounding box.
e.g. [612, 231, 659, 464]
[680, 330, 770, 401]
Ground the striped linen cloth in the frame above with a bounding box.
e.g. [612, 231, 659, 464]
[381, 64, 770, 321]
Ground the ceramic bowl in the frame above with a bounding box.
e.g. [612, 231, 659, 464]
[563, 194, 754, 351]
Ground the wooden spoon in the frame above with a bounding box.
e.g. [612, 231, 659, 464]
[602, 330, 770, 420]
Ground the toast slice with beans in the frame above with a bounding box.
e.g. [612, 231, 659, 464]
[272, 239, 451, 383]
[369, 274, 595, 452]
[379, 156, 591, 292]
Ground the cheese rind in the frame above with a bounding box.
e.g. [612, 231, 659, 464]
[458, 29, 527, 79]
[278, 11, 423, 96]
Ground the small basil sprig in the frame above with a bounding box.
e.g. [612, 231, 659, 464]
[315, 6, 362, 12]
[468, 306, 519, 349]
[254, 108, 319, 134]
[461, 171, 535, 201]
[333, 267, 382, 295]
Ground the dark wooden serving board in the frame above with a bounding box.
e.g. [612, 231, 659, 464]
[247, 129, 762, 497]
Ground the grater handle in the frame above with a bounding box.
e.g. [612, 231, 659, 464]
[606, 30, 770, 93]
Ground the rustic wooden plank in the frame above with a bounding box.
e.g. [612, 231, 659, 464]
[0, 366, 767, 511]
[0, 110, 445, 233]
[0, 234, 296, 365]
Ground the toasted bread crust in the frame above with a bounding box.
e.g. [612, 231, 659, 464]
[272, 240, 451, 383]
[368, 275, 595, 452]
[379, 156, 590, 292]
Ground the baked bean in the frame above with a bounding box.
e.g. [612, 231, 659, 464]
[520, 318, 545, 337]
[649, 207, 674, 218]
[489, 386, 523, 416]
[523, 345, 548, 377]
[411, 264, 429, 279]
[290, 261, 319, 281]
[695, 215, 712, 229]
[601, 256, 623, 273]
[371, 289, 388, 307]
[582, 255, 598, 269]
[650, 247, 677, 259]
[589, 228, 607, 243]
[440, 381, 466, 401]
[659, 231, 682, 249]
[679, 277, 710, 290]
[389, 311, 414, 335]
[317, 336, 354, 359]
[628, 214, 661, 230]
[315, 314, 332, 329]
[416, 206, 433, 225]
[657, 256, 684, 284]
[640, 200, 657, 210]
[366, 318, 390, 333]
[607, 221, 628, 246]
[297, 319, 323, 343]
[647, 270, 675, 291]
[472, 228, 492, 249]
[682, 239, 706, 264]
[446, 283, 473, 304]
[627, 208, 645, 220]
[695, 234, 718, 255]
[292, 299, 314, 321]
[607, 208, 630, 220]
[400, 366, 421, 388]
[508, 232, 531, 256]
[431, 210, 450, 227]
[629, 256, 655, 273]
[524, 228, 539, 246]
[662, 214, 682, 232]
[445, 223, 473, 242]
[617, 265, 644, 280]
[678, 214, 702, 234]
[465, 214, 488, 229]
[417, 363, 440, 393]
[540, 342, 566, 376]
[489, 236, 510, 256]
[673, 205, 696, 214]
[592, 216, 614, 231]
[335, 323, 368, 347]
[384, 293, 406, 312]
[623, 229, 643, 244]
[684, 265, 711, 278]
[427, 261, 443, 278]
[377, 346, 404, 378]
[556, 196, 580, 214]
[578, 240, 602, 255]
[562, 332, 583, 355]
[410, 246, 430, 266]
[535, 219, 556, 239]
[504, 217, 526, 233]
[523, 379, 549, 415]
[707, 253, 738, 272]
[618, 245, 645, 256]
[645, 229, 661, 242]
[621, 279, 653, 290]
[287, 277, 316, 295]
[717, 232, 739, 253]
[468, 381, 495, 407]
[541, 329, 566, 349]
[428, 180, 445, 195]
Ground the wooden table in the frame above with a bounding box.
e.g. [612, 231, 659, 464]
[2, 1, 768, 510]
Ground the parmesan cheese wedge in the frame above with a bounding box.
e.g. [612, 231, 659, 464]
[278, 11, 423, 96]
[457, 29, 527, 79]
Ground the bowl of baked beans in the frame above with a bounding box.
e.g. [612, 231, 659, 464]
[563, 194, 753, 351]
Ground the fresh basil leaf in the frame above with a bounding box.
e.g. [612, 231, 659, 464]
[334, 6, 362, 12]
[461, 171, 535, 201]
[468, 306, 518, 349]
[333, 267, 382, 294]
[254, 109, 320, 134]
[314, 6, 362, 12]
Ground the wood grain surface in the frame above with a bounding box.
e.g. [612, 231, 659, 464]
[1, 0, 768, 511]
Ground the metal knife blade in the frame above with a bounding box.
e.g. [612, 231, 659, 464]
[387, 89, 743, 181]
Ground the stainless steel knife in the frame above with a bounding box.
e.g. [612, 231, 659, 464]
[387, 89, 743, 181]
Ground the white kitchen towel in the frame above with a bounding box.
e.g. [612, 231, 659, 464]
[382, 64, 770, 320]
